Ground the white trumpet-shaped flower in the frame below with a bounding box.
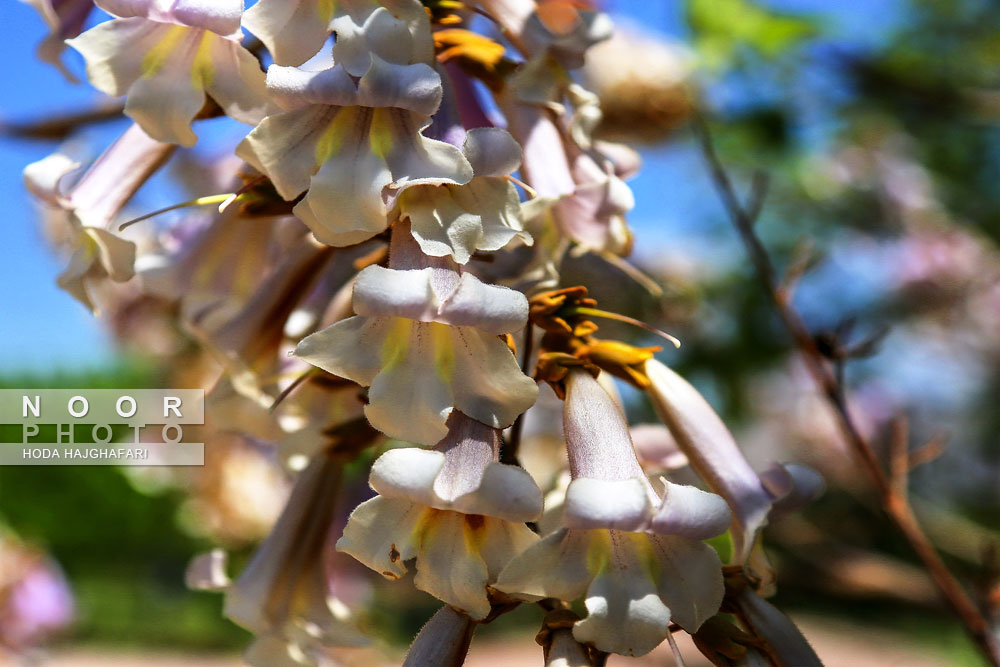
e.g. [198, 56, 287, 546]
[22, 123, 173, 311]
[337, 412, 543, 619]
[394, 127, 533, 264]
[68, 0, 268, 146]
[238, 45, 473, 247]
[294, 260, 538, 446]
[643, 358, 774, 564]
[497, 370, 729, 657]
[243, 0, 432, 69]
[224, 453, 368, 665]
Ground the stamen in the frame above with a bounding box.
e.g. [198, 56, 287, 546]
[218, 175, 266, 213]
[117, 193, 235, 231]
[270, 368, 317, 413]
[563, 306, 681, 348]
[596, 251, 664, 297]
[505, 174, 538, 199]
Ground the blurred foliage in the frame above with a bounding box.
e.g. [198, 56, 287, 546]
[687, 0, 818, 68]
[0, 365, 248, 650]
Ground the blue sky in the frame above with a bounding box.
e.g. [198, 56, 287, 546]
[0, 0, 898, 373]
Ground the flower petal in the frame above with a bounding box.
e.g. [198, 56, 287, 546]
[294, 315, 389, 387]
[353, 266, 528, 333]
[86, 227, 137, 281]
[185, 549, 230, 591]
[449, 325, 539, 430]
[67, 17, 164, 98]
[463, 127, 522, 178]
[336, 496, 424, 581]
[119, 27, 209, 146]
[496, 528, 602, 602]
[23, 153, 78, 207]
[759, 462, 826, 517]
[647, 533, 724, 632]
[476, 513, 541, 581]
[644, 359, 772, 564]
[402, 185, 483, 264]
[98, 0, 244, 35]
[369, 447, 446, 507]
[204, 36, 269, 126]
[436, 269, 529, 333]
[292, 108, 394, 245]
[168, 0, 244, 36]
[412, 510, 493, 619]
[630, 423, 689, 471]
[242, 0, 333, 66]
[69, 123, 174, 228]
[649, 481, 731, 540]
[266, 56, 442, 115]
[573, 531, 671, 657]
[237, 105, 338, 200]
[332, 7, 418, 77]
[57, 235, 99, 311]
[364, 321, 456, 444]
[563, 477, 653, 531]
[451, 462, 543, 522]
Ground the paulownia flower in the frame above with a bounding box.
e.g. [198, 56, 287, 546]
[22, 0, 96, 80]
[53, 225, 137, 313]
[497, 369, 729, 657]
[189, 235, 334, 399]
[67, 0, 269, 146]
[643, 358, 774, 564]
[394, 127, 532, 264]
[337, 412, 543, 619]
[238, 55, 473, 246]
[223, 452, 368, 665]
[294, 262, 538, 446]
[23, 123, 173, 311]
[476, 0, 612, 69]
[243, 0, 432, 69]
[491, 3, 639, 256]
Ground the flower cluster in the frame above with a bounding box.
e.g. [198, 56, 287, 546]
[22, 0, 824, 664]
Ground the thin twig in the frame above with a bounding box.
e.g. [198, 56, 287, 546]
[693, 114, 1000, 667]
[1, 102, 125, 140]
[889, 417, 910, 503]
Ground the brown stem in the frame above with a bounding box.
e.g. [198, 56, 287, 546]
[693, 115, 1000, 667]
[1, 102, 124, 140]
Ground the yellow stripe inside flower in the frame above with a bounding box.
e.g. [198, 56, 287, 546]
[369, 108, 395, 159]
[141, 25, 188, 77]
[315, 108, 358, 163]
[191, 31, 216, 88]
[139, 25, 216, 89]
[317, 0, 338, 23]
[430, 323, 456, 383]
[380, 317, 413, 370]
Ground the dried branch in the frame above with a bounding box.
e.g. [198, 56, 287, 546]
[693, 114, 1000, 667]
[0, 102, 125, 139]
